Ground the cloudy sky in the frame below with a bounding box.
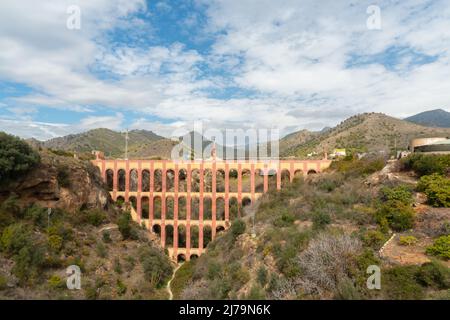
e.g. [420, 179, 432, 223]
[0, 0, 449, 140]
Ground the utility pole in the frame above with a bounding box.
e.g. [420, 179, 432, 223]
[124, 129, 129, 160]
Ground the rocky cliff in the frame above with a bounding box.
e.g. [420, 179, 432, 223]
[2, 150, 110, 211]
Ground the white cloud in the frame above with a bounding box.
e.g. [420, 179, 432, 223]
[1, 0, 450, 140]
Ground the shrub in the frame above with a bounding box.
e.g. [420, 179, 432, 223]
[0, 132, 40, 185]
[401, 154, 450, 177]
[139, 246, 173, 288]
[380, 185, 413, 205]
[257, 266, 268, 287]
[231, 219, 246, 239]
[116, 278, 127, 296]
[117, 212, 132, 240]
[102, 231, 112, 243]
[415, 261, 450, 289]
[56, 165, 71, 188]
[362, 230, 386, 249]
[383, 265, 424, 299]
[273, 211, 295, 227]
[47, 234, 63, 252]
[375, 200, 415, 231]
[48, 275, 65, 289]
[399, 235, 418, 246]
[1, 223, 32, 255]
[426, 235, 450, 260]
[417, 174, 450, 207]
[85, 209, 107, 227]
[312, 211, 331, 230]
[96, 241, 108, 258]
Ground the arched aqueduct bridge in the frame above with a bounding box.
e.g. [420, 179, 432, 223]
[92, 156, 331, 262]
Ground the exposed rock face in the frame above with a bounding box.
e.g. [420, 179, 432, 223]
[4, 151, 110, 211]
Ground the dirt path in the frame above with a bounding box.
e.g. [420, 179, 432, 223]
[167, 263, 183, 300]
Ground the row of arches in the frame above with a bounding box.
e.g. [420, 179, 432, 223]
[116, 195, 250, 221]
[152, 224, 226, 250]
[106, 168, 315, 193]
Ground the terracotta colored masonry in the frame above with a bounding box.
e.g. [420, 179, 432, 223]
[92, 158, 331, 261]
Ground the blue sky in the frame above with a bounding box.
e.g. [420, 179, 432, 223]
[0, 0, 449, 140]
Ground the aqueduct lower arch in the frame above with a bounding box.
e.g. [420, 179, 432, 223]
[93, 157, 331, 261]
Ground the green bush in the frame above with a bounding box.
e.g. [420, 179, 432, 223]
[312, 211, 331, 229]
[415, 261, 450, 289]
[47, 234, 63, 252]
[401, 154, 450, 177]
[117, 212, 133, 240]
[139, 246, 173, 288]
[85, 209, 107, 227]
[56, 165, 71, 188]
[426, 235, 450, 260]
[0, 132, 40, 185]
[48, 275, 65, 289]
[417, 174, 450, 207]
[1, 223, 32, 255]
[399, 235, 418, 246]
[380, 185, 413, 205]
[375, 200, 415, 231]
[383, 265, 424, 300]
[257, 266, 268, 286]
[273, 211, 295, 227]
[362, 230, 386, 249]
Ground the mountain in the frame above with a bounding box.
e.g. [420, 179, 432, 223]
[281, 112, 450, 157]
[42, 128, 177, 159]
[404, 109, 450, 128]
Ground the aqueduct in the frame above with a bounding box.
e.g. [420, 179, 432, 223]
[92, 155, 331, 261]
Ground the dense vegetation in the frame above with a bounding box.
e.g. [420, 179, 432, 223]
[0, 132, 40, 186]
[173, 155, 450, 300]
[0, 196, 173, 299]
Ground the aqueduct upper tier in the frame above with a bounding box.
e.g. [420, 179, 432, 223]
[92, 157, 331, 261]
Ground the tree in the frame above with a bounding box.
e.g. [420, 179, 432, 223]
[0, 132, 40, 184]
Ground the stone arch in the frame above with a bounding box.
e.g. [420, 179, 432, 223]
[229, 169, 238, 192]
[307, 169, 317, 175]
[216, 197, 225, 221]
[116, 196, 125, 207]
[190, 197, 200, 220]
[254, 169, 264, 192]
[106, 169, 114, 191]
[281, 169, 290, 188]
[242, 197, 251, 207]
[153, 196, 161, 219]
[190, 225, 199, 248]
[190, 254, 198, 260]
[203, 169, 212, 192]
[142, 169, 150, 192]
[118, 169, 126, 191]
[216, 226, 225, 234]
[216, 169, 225, 192]
[166, 196, 174, 219]
[178, 225, 186, 248]
[229, 196, 239, 220]
[242, 169, 251, 192]
[165, 225, 174, 247]
[294, 169, 303, 180]
[152, 224, 161, 236]
[129, 196, 137, 212]
[203, 197, 212, 220]
[154, 169, 162, 192]
[178, 196, 187, 220]
[129, 169, 138, 192]
[177, 254, 186, 263]
[268, 168, 277, 191]
[178, 169, 187, 192]
[166, 169, 175, 192]
[141, 196, 149, 219]
[203, 225, 212, 248]
[191, 169, 200, 192]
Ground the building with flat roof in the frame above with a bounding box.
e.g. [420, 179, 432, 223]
[409, 137, 450, 154]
